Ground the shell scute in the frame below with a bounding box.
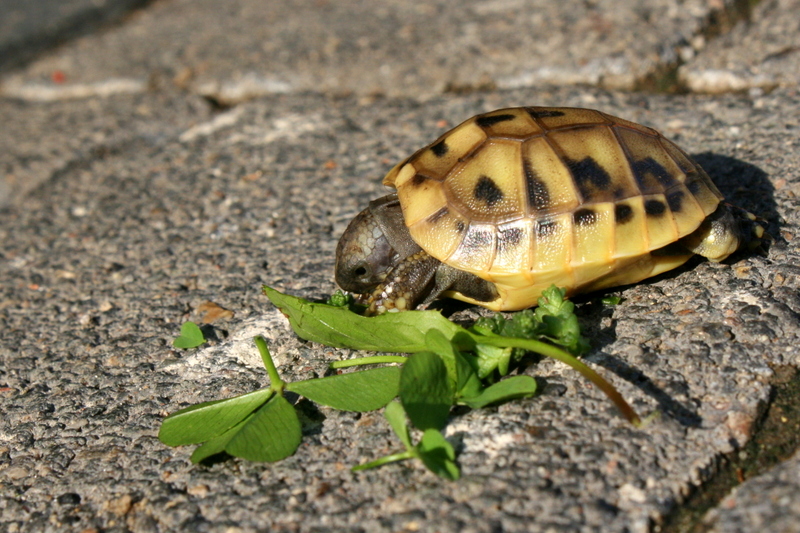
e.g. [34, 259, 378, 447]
[494, 220, 533, 273]
[572, 203, 615, 266]
[473, 108, 543, 138]
[448, 224, 497, 272]
[531, 213, 572, 276]
[527, 107, 608, 130]
[383, 119, 487, 186]
[612, 197, 650, 258]
[383, 107, 729, 309]
[641, 193, 680, 248]
[549, 126, 641, 204]
[658, 138, 723, 214]
[614, 127, 684, 193]
[445, 141, 525, 224]
[521, 137, 581, 214]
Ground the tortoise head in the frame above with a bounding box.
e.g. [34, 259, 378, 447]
[335, 206, 402, 295]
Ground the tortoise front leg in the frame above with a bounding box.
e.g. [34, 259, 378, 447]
[365, 250, 440, 315]
[365, 252, 500, 315]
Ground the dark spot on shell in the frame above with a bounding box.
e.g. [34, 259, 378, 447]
[527, 109, 565, 118]
[615, 203, 634, 224]
[430, 140, 449, 157]
[645, 199, 666, 216]
[460, 226, 493, 252]
[473, 175, 504, 207]
[427, 207, 449, 224]
[523, 157, 550, 211]
[566, 157, 612, 202]
[476, 114, 516, 128]
[631, 157, 677, 193]
[573, 208, 597, 226]
[455, 220, 466, 233]
[537, 220, 558, 237]
[498, 226, 523, 248]
[667, 191, 684, 212]
[411, 173, 428, 187]
[686, 177, 702, 194]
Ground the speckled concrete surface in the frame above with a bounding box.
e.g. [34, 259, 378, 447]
[1, 1, 800, 532]
[0, 0, 151, 71]
[679, 0, 800, 93]
[0, 91, 212, 207]
[703, 449, 800, 532]
[2, 86, 799, 532]
[0, 0, 747, 104]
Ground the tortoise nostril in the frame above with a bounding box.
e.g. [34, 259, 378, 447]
[354, 265, 368, 277]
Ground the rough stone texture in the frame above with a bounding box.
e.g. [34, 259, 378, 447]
[703, 450, 800, 532]
[2, 0, 800, 531]
[679, 0, 800, 93]
[0, 91, 213, 207]
[0, 0, 151, 72]
[1, 0, 742, 104]
[1, 84, 799, 532]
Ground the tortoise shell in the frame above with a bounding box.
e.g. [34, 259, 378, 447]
[382, 106, 724, 309]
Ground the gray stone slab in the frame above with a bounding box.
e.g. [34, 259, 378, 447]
[0, 90, 212, 207]
[1, 84, 798, 532]
[703, 449, 800, 532]
[0, 0, 151, 73]
[0, 0, 745, 104]
[678, 0, 800, 93]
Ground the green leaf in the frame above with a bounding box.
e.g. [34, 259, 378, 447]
[417, 429, 460, 480]
[602, 295, 623, 305]
[384, 401, 413, 450]
[189, 414, 254, 463]
[399, 351, 454, 430]
[454, 352, 483, 400]
[325, 290, 353, 307]
[287, 366, 401, 412]
[473, 343, 513, 379]
[534, 285, 572, 318]
[225, 394, 302, 462]
[460, 375, 538, 408]
[534, 286, 590, 355]
[159, 388, 273, 446]
[264, 285, 463, 352]
[423, 329, 462, 388]
[173, 321, 206, 349]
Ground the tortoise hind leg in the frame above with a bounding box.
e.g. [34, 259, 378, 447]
[420, 263, 500, 308]
[679, 203, 767, 262]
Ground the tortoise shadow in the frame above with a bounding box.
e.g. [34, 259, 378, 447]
[568, 295, 703, 427]
[691, 152, 780, 235]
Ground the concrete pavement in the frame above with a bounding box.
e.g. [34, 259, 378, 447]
[1, 1, 799, 531]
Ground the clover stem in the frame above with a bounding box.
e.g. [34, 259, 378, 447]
[330, 355, 408, 369]
[351, 450, 416, 471]
[473, 334, 642, 426]
[254, 336, 285, 393]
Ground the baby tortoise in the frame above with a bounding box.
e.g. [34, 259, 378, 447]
[336, 107, 765, 314]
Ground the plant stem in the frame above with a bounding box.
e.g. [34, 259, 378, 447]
[330, 355, 407, 369]
[351, 451, 415, 471]
[254, 336, 285, 392]
[474, 334, 641, 426]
